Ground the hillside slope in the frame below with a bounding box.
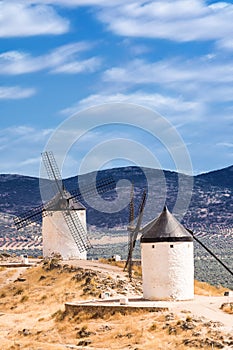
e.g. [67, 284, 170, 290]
[0, 165, 232, 230]
[0, 259, 232, 350]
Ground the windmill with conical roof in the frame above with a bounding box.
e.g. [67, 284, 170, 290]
[126, 195, 233, 301]
[140, 206, 194, 300]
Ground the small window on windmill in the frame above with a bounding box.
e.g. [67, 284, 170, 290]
[170, 244, 174, 248]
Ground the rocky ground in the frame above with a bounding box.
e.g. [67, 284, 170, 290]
[0, 255, 232, 349]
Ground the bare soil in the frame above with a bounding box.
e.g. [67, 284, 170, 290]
[0, 258, 232, 350]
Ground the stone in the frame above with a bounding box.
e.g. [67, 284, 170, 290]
[181, 321, 196, 330]
[77, 340, 92, 346]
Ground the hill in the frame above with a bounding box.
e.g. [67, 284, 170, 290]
[0, 165, 232, 229]
[0, 258, 232, 349]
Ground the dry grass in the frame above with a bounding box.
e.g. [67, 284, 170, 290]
[98, 257, 126, 269]
[0, 260, 232, 350]
[220, 302, 233, 314]
[58, 308, 230, 350]
[99, 257, 142, 278]
[194, 280, 229, 296]
[0, 262, 86, 349]
[0, 267, 17, 285]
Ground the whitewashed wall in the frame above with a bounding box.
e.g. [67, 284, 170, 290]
[42, 210, 87, 260]
[141, 241, 194, 300]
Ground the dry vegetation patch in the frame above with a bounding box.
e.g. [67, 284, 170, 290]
[51, 308, 233, 350]
[0, 258, 141, 349]
[220, 302, 233, 314]
[194, 280, 229, 296]
[0, 258, 232, 349]
[99, 257, 142, 278]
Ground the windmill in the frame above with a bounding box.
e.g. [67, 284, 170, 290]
[124, 184, 147, 280]
[125, 188, 233, 300]
[14, 151, 116, 260]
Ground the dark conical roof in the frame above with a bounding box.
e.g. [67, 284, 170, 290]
[140, 206, 193, 243]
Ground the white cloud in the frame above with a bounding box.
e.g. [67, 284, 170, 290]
[0, 126, 53, 145]
[6, 126, 35, 136]
[3, 1, 233, 46]
[0, 1, 69, 37]
[122, 41, 151, 56]
[2, 0, 233, 47]
[217, 37, 233, 51]
[79, 92, 199, 112]
[29, 0, 128, 6]
[102, 57, 233, 104]
[60, 91, 202, 126]
[96, 0, 233, 44]
[104, 57, 233, 85]
[217, 142, 233, 148]
[0, 43, 101, 75]
[20, 157, 41, 166]
[0, 86, 36, 99]
[200, 85, 233, 102]
[51, 57, 101, 74]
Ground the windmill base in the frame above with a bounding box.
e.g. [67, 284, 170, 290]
[42, 211, 87, 260]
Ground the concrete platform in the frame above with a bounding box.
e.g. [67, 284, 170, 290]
[65, 294, 233, 333]
[65, 297, 169, 316]
[0, 263, 35, 268]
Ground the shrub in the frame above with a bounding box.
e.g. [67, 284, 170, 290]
[20, 295, 29, 303]
[51, 309, 66, 321]
[14, 287, 24, 296]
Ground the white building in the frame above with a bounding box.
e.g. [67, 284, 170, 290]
[140, 206, 194, 301]
[42, 190, 87, 260]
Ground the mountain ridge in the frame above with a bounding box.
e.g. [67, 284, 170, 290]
[1, 163, 232, 179]
[0, 164, 232, 230]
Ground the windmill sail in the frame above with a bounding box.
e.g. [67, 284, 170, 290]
[14, 176, 116, 230]
[41, 151, 64, 197]
[63, 209, 91, 252]
[127, 183, 135, 232]
[69, 176, 116, 201]
[125, 189, 147, 279]
[124, 184, 135, 273]
[14, 203, 47, 230]
[187, 228, 233, 278]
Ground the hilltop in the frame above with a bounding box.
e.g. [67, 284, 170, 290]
[0, 257, 232, 350]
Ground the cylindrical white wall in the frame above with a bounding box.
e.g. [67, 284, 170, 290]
[42, 210, 87, 260]
[141, 241, 194, 300]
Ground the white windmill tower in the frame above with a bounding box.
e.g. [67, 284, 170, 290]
[42, 189, 88, 260]
[140, 206, 194, 301]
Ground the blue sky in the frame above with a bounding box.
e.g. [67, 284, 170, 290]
[1, 0, 233, 178]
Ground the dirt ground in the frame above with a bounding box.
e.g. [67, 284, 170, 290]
[0, 259, 232, 350]
[63, 259, 233, 330]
